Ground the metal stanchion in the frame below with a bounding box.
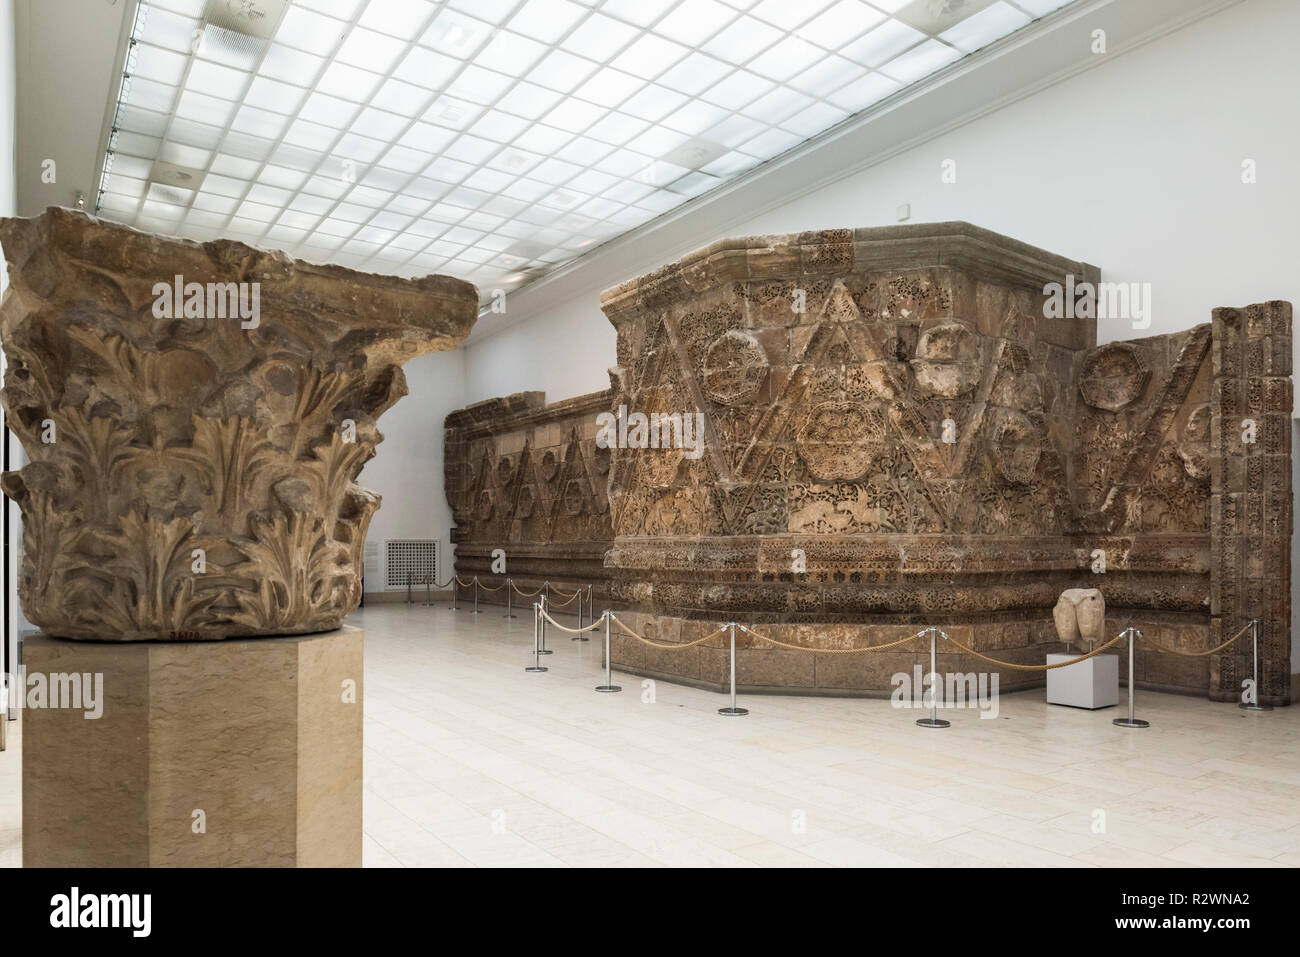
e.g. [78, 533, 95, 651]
[450, 577, 458, 611]
[718, 622, 748, 716]
[504, 579, 517, 619]
[525, 601, 547, 673]
[916, 626, 949, 728]
[471, 575, 481, 614]
[595, 612, 621, 693]
[405, 571, 412, 606]
[1240, 619, 1273, 712]
[423, 575, 431, 607]
[1113, 627, 1149, 728]
[570, 585, 589, 642]
[537, 594, 552, 655]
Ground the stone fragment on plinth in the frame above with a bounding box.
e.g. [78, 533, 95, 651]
[0, 208, 478, 864]
[22, 627, 363, 867]
[0, 207, 478, 641]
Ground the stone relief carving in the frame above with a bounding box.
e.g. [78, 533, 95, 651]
[911, 321, 980, 397]
[444, 391, 614, 600]
[582, 224, 1288, 699]
[442, 226, 1288, 702]
[1079, 341, 1150, 411]
[701, 330, 768, 406]
[796, 402, 887, 482]
[0, 208, 477, 640]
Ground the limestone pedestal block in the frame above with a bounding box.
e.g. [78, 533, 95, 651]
[22, 627, 363, 867]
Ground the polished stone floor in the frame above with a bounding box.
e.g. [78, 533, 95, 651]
[2, 601, 1298, 867]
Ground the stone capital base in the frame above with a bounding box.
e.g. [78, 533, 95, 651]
[22, 627, 363, 867]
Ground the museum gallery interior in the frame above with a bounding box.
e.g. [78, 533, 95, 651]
[0, 0, 1295, 873]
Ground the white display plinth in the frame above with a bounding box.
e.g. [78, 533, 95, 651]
[1046, 652, 1119, 709]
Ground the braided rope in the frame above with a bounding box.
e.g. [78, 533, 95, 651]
[739, 624, 929, 654]
[510, 580, 545, 598]
[545, 590, 579, 607]
[607, 614, 730, 650]
[1136, 620, 1254, 657]
[537, 607, 607, 634]
[548, 585, 580, 598]
[942, 629, 1129, 671]
[477, 580, 507, 592]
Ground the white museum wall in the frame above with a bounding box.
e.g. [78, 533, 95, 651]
[377, 0, 1300, 668]
[360, 348, 465, 593]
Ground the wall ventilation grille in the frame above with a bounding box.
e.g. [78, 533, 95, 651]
[385, 540, 437, 590]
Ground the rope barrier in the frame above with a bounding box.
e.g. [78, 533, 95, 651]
[599, 617, 1252, 670]
[942, 628, 1129, 671]
[522, 601, 1269, 726]
[548, 585, 580, 598]
[477, 580, 507, 592]
[546, 590, 579, 607]
[1135, 619, 1253, 657]
[738, 624, 930, 654]
[608, 614, 730, 650]
[537, 606, 607, 635]
[509, 580, 545, 598]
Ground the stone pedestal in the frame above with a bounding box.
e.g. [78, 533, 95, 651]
[1046, 652, 1119, 709]
[22, 627, 362, 867]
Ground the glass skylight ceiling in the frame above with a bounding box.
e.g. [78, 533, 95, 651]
[96, 0, 1075, 299]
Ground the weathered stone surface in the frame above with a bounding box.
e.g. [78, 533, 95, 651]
[444, 390, 612, 602]
[0, 208, 477, 640]
[22, 626, 363, 867]
[1053, 588, 1105, 648]
[446, 222, 1290, 702]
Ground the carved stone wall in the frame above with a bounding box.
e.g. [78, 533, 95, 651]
[446, 223, 1290, 703]
[1209, 302, 1292, 702]
[445, 390, 612, 603]
[593, 224, 1288, 701]
[0, 208, 477, 640]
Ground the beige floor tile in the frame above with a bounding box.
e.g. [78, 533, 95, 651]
[2, 602, 1297, 868]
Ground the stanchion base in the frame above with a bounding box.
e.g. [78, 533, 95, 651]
[1239, 702, 1274, 712]
[570, 635, 590, 642]
[537, 649, 553, 655]
[470, 610, 483, 615]
[718, 707, 749, 716]
[595, 685, 622, 693]
[915, 718, 950, 728]
[503, 614, 518, 619]
[525, 666, 548, 673]
[1112, 717, 1150, 728]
